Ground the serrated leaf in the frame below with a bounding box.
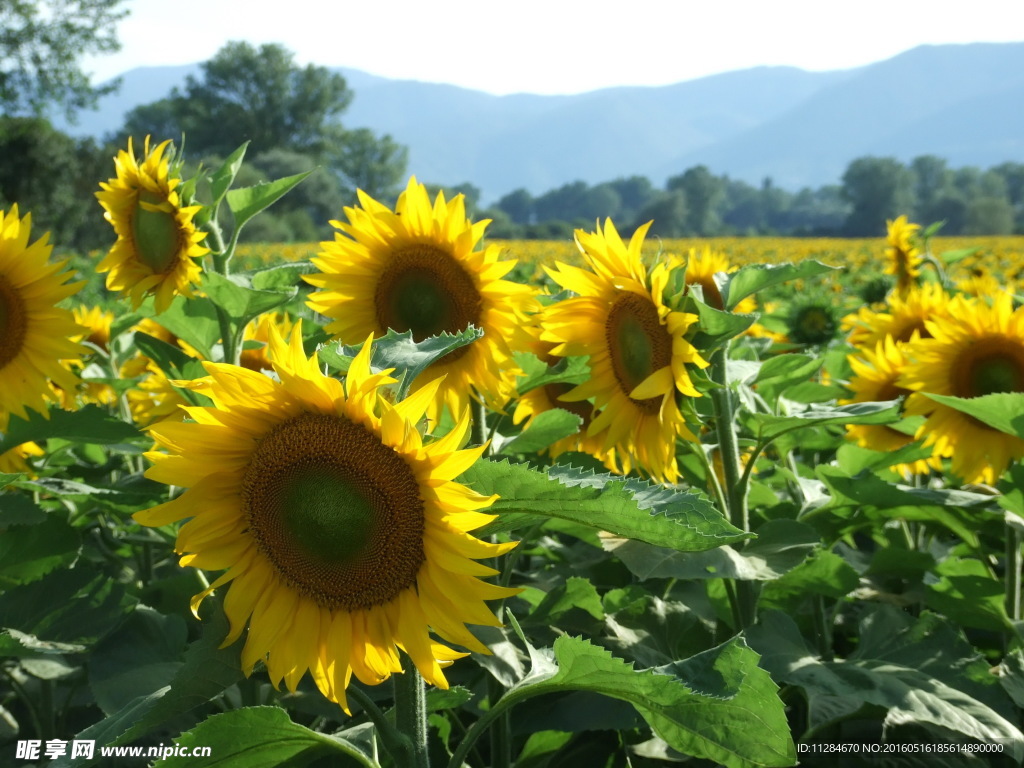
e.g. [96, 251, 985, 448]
[922, 392, 1024, 439]
[514, 353, 591, 395]
[462, 459, 748, 552]
[0, 514, 81, 587]
[747, 611, 1023, 756]
[227, 171, 312, 232]
[160, 707, 376, 768]
[209, 142, 248, 207]
[202, 272, 296, 327]
[501, 636, 794, 768]
[0, 405, 140, 456]
[605, 519, 819, 581]
[251, 261, 315, 290]
[500, 409, 582, 455]
[691, 299, 757, 348]
[526, 576, 605, 626]
[752, 354, 824, 404]
[133, 332, 207, 385]
[143, 295, 221, 361]
[749, 400, 901, 442]
[815, 466, 995, 511]
[722, 260, 836, 310]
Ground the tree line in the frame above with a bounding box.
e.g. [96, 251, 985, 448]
[478, 157, 1024, 240]
[1, 2, 1021, 250]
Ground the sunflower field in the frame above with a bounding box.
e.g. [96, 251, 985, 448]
[3, 138, 1024, 768]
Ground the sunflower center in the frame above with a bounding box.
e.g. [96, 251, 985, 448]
[0, 276, 28, 370]
[605, 292, 672, 413]
[374, 244, 482, 357]
[242, 412, 425, 611]
[956, 339, 1024, 397]
[133, 190, 181, 274]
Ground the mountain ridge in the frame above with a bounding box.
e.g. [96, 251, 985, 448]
[58, 41, 1024, 203]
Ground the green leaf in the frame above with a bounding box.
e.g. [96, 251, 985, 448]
[227, 171, 313, 232]
[748, 400, 901, 442]
[251, 261, 316, 290]
[133, 332, 207, 385]
[747, 611, 1023, 755]
[502, 636, 794, 768]
[209, 142, 249, 207]
[602, 586, 715, 668]
[939, 246, 979, 266]
[202, 272, 296, 328]
[144, 295, 222, 361]
[160, 707, 376, 768]
[526, 576, 605, 626]
[499, 409, 582, 455]
[721, 260, 836, 310]
[762, 550, 860, 601]
[0, 404, 141, 456]
[463, 459, 749, 552]
[322, 326, 485, 396]
[922, 392, 1024, 439]
[605, 519, 819, 581]
[54, 602, 245, 765]
[998, 649, 1024, 709]
[0, 567, 135, 657]
[514, 353, 590, 396]
[691, 300, 757, 348]
[752, 354, 824, 403]
[0, 514, 81, 587]
[925, 557, 1012, 633]
[0, 493, 46, 525]
[815, 466, 995, 512]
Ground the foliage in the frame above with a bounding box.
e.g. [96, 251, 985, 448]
[0, 0, 127, 120]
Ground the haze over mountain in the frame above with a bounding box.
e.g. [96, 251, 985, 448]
[61, 42, 1024, 203]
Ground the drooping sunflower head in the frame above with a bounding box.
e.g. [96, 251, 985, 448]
[135, 324, 516, 710]
[899, 292, 1024, 484]
[883, 215, 922, 294]
[0, 206, 85, 420]
[72, 306, 115, 351]
[96, 137, 209, 313]
[305, 176, 538, 422]
[540, 219, 709, 483]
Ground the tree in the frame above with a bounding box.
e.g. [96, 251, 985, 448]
[840, 157, 915, 235]
[496, 188, 534, 225]
[635, 190, 687, 237]
[121, 41, 353, 158]
[965, 197, 1015, 235]
[0, 0, 127, 120]
[331, 128, 408, 203]
[667, 165, 725, 235]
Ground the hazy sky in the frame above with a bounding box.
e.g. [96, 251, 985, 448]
[83, 0, 1024, 95]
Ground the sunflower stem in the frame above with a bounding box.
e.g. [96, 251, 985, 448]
[709, 346, 757, 630]
[1006, 524, 1022, 626]
[394, 654, 430, 768]
[471, 397, 489, 452]
[206, 213, 242, 366]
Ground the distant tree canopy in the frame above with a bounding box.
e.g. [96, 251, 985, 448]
[482, 156, 1024, 239]
[0, 0, 127, 120]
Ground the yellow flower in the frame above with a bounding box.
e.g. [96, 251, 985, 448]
[134, 325, 516, 711]
[239, 312, 296, 373]
[305, 177, 538, 422]
[96, 137, 209, 313]
[0, 413, 44, 475]
[0, 205, 84, 419]
[843, 337, 941, 476]
[540, 220, 708, 483]
[843, 282, 953, 351]
[899, 293, 1024, 484]
[884, 215, 922, 295]
[73, 306, 114, 351]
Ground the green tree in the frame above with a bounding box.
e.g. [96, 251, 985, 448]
[0, 0, 127, 120]
[840, 156, 915, 235]
[965, 196, 1015, 235]
[331, 127, 408, 203]
[121, 41, 352, 158]
[496, 188, 534, 225]
[667, 165, 725, 235]
[635, 190, 687, 237]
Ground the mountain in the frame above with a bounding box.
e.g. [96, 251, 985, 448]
[58, 42, 1024, 203]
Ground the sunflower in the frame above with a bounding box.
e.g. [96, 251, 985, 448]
[884, 215, 922, 295]
[0, 205, 84, 420]
[843, 337, 940, 476]
[682, 246, 757, 314]
[842, 282, 952, 351]
[0, 413, 44, 475]
[95, 137, 209, 313]
[73, 306, 114, 351]
[899, 293, 1024, 484]
[540, 219, 708, 483]
[134, 325, 516, 710]
[786, 299, 840, 347]
[304, 177, 538, 422]
[239, 312, 296, 373]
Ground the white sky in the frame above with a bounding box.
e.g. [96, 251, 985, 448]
[83, 0, 1024, 95]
